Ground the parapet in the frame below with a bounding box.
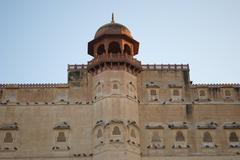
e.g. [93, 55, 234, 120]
[192, 83, 240, 88]
[68, 64, 87, 71]
[0, 83, 68, 89]
[142, 64, 189, 71]
[68, 64, 189, 71]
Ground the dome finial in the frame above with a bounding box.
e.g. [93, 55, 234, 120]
[111, 13, 115, 23]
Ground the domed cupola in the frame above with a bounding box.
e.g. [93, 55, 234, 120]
[94, 22, 132, 39]
[87, 14, 142, 75]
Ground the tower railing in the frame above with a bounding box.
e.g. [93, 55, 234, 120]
[87, 53, 142, 69]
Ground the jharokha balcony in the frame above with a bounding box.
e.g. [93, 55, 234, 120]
[87, 53, 142, 74]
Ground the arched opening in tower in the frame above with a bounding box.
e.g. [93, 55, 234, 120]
[108, 42, 121, 54]
[123, 44, 131, 55]
[97, 44, 106, 55]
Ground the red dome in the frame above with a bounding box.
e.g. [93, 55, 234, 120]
[94, 22, 132, 39]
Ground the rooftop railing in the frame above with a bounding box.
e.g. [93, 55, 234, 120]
[192, 83, 240, 88]
[68, 63, 189, 71]
[0, 83, 68, 89]
[142, 64, 189, 70]
[68, 64, 87, 71]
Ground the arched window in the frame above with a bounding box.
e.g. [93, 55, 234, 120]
[97, 44, 105, 55]
[203, 132, 212, 143]
[4, 132, 13, 143]
[225, 90, 231, 97]
[123, 44, 131, 55]
[113, 83, 118, 90]
[199, 90, 206, 97]
[229, 132, 239, 142]
[150, 89, 157, 96]
[57, 132, 66, 142]
[97, 86, 102, 93]
[128, 83, 135, 92]
[97, 129, 103, 138]
[176, 131, 185, 142]
[130, 129, 136, 138]
[108, 42, 121, 54]
[96, 85, 102, 97]
[112, 126, 121, 135]
[152, 131, 161, 142]
[173, 89, 180, 96]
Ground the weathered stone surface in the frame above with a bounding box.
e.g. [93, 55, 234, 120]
[0, 19, 239, 160]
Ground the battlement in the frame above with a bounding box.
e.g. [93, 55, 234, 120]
[68, 64, 87, 71]
[142, 64, 189, 71]
[192, 83, 240, 88]
[0, 83, 68, 89]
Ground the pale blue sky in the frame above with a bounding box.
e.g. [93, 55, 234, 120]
[0, 0, 240, 84]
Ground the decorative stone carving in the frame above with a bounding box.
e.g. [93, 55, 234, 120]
[147, 143, 165, 149]
[168, 122, 188, 129]
[202, 142, 217, 149]
[0, 146, 18, 152]
[145, 124, 164, 129]
[0, 122, 18, 130]
[53, 122, 70, 130]
[197, 122, 218, 129]
[145, 81, 160, 88]
[223, 122, 240, 129]
[172, 144, 190, 149]
[52, 145, 70, 151]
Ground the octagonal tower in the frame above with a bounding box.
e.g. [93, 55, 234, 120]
[88, 15, 141, 160]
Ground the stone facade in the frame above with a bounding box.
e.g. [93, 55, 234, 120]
[0, 17, 240, 160]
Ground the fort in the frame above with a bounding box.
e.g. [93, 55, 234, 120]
[0, 16, 240, 160]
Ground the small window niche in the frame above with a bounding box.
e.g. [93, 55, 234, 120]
[0, 123, 18, 152]
[148, 89, 159, 102]
[176, 131, 185, 142]
[198, 89, 208, 100]
[126, 121, 140, 147]
[130, 129, 136, 139]
[201, 131, 217, 149]
[172, 131, 189, 149]
[229, 132, 240, 148]
[97, 129, 103, 138]
[112, 126, 121, 135]
[52, 122, 71, 151]
[148, 131, 164, 149]
[4, 132, 13, 143]
[146, 82, 160, 102]
[127, 82, 136, 98]
[223, 89, 232, 100]
[95, 128, 104, 146]
[110, 125, 123, 143]
[111, 81, 120, 95]
[128, 128, 139, 147]
[95, 82, 103, 98]
[171, 88, 182, 102]
[0, 131, 17, 152]
[57, 132, 66, 142]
